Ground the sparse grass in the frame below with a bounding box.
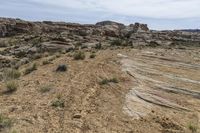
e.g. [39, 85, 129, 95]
[39, 84, 53, 93]
[0, 114, 12, 129]
[99, 78, 119, 85]
[73, 51, 85, 60]
[42, 60, 51, 65]
[188, 123, 198, 133]
[51, 96, 65, 108]
[3, 69, 21, 81]
[24, 63, 37, 75]
[5, 80, 18, 93]
[90, 54, 96, 59]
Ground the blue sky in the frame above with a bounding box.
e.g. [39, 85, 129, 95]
[0, 0, 200, 30]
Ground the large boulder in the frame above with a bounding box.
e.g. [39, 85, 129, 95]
[96, 21, 125, 37]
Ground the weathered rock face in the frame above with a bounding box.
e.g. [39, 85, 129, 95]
[0, 18, 39, 37]
[0, 17, 199, 70]
[130, 23, 149, 32]
[2, 17, 200, 75]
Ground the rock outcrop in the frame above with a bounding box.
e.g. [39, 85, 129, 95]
[0, 17, 199, 69]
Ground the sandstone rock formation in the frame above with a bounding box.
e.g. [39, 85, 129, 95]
[0, 17, 199, 69]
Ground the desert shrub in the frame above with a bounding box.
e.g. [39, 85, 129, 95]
[0, 40, 8, 47]
[32, 53, 42, 60]
[73, 51, 85, 60]
[24, 63, 37, 75]
[75, 42, 82, 48]
[5, 80, 18, 93]
[90, 54, 96, 59]
[109, 78, 119, 83]
[39, 84, 53, 93]
[56, 64, 67, 72]
[99, 78, 119, 85]
[55, 53, 61, 58]
[48, 56, 57, 62]
[3, 69, 21, 80]
[42, 60, 51, 65]
[95, 42, 102, 49]
[51, 96, 64, 108]
[0, 114, 12, 130]
[188, 123, 198, 133]
[31, 37, 41, 45]
[110, 39, 123, 46]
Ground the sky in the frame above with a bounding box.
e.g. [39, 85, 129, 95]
[0, 0, 200, 30]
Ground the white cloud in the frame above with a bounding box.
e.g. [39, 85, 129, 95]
[29, 0, 200, 19]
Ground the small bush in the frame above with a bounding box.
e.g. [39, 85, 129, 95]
[39, 84, 52, 93]
[55, 53, 61, 58]
[56, 64, 67, 72]
[42, 60, 51, 65]
[3, 69, 21, 80]
[99, 78, 119, 85]
[48, 56, 56, 62]
[90, 54, 96, 59]
[109, 78, 119, 83]
[188, 123, 198, 133]
[24, 63, 37, 75]
[73, 51, 85, 60]
[110, 39, 123, 46]
[0, 114, 12, 129]
[51, 98, 64, 108]
[32, 53, 42, 60]
[5, 80, 18, 93]
[99, 79, 110, 85]
[95, 43, 102, 49]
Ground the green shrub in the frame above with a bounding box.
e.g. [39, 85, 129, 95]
[39, 84, 52, 93]
[56, 53, 61, 58]
[32, 53, 42, 60]
[99, 78, 119, 85]
[48, 56, 57, 62]
[188, 123, 198, 133]
[51, 98, 64, 108]
[0, 114, 12, 129]
[73, 51, 85, 60]
[24, 63, 37, 75]
[95, 42, 102, 49]
[90, 54, 96, 59]
[3, 69, 21, 80]
[110, 39, 123, 46]
[42, 60, 51, 65]
[5, 80, 18, 93]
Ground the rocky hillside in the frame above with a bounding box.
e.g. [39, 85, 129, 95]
[0, 18, 200, 70]
[0, 18, 200, 133]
